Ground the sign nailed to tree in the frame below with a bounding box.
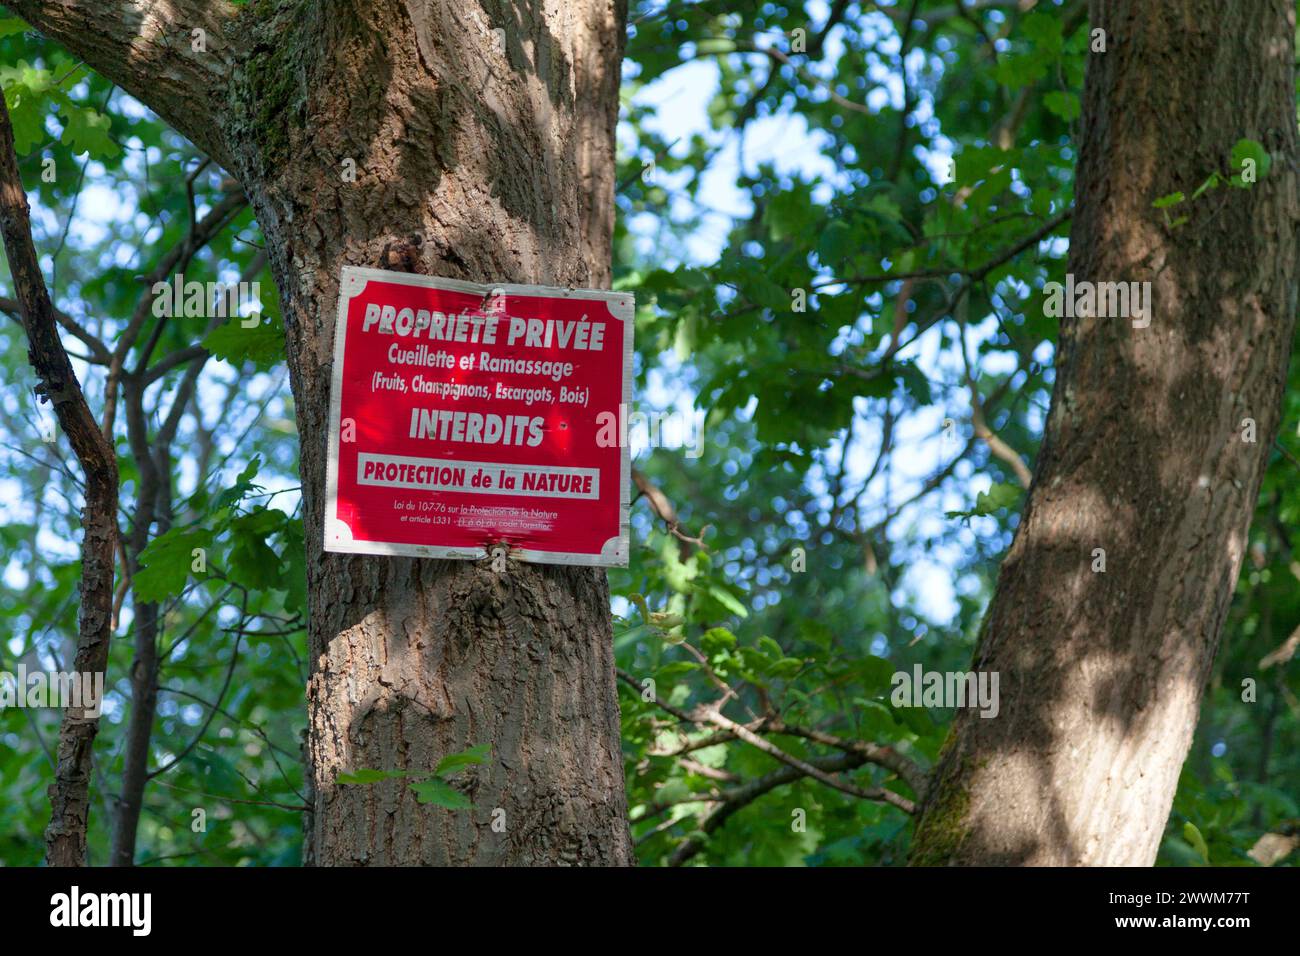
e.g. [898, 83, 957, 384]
[324, 267, 633, 566]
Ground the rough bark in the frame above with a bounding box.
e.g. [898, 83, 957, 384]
[8, 0, 634, 864]
[109, 198, 249, 865]
[911, 0, 1300, 865]
[0, 96, 120, 867]
[237, 0, 632, 867]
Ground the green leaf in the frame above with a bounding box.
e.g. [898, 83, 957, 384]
[993, 51, 1048, 89]
[134, 527, 213, 602]
[953, 145, 1003, 188]
[707, 584, 748, 618]
[694, 37, 737, 56]
[59, 104, 119, 158]
[278, 518, 307, 614]
[747, 274, 791, 312]
[895, 362, 933, 405]
[767, 657, 803, 678]
[433, 744, 491, 778]
[1190, 173, 1220, 201]
[701, 626, 737, 656]
[1151, 191, 1185, 209]
[1230, 137, 1270, 186]
[817, 220, 853, 267]
[410, 778, 472, 809]
[946, 482, 1024, 520]
[1042, 91, 1080, 122]
[202, 313, 285, 369]
[1019, 11, 1063, 55]
[767, 187, 817, 240]
[673, 309, 696, 359]
[865, 192, 903, 223]
[655, 660, 699, 680]
[1183, 821, 1209, 863]
[894, 701, 936, 735]
[225, 509, 287, 590]
[1, 63, 55, 155]
[965, 167, 1013, 211]
[857, 655, 896, 695]
[210, 456, 264, 512]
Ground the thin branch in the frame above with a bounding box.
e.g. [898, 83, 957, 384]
[702, 707, 916, 813]
[691, 37, 873, 115]
[958, 302, 1033, 489]
[767, 719, 928, 799]
[633, 468, 710, 554]
[148, 595, 245, 779]
[0, 295, 111, 363]
[150, 780, 310, 813]
[666, 752, 869, 865]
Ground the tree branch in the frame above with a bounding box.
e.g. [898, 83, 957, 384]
[702, 708, 917, 814]
[0, 295, 111, 363]
[3, 0, 240, 168]
[633, 468, 710, 555]
[667, 752, 868, 866]
[958, 298, 1034, 489]
[767, 720, 928, 800]
[0, 92, 119, 868]
[619, 666, 919, 849]
[100, 187, 246, 435]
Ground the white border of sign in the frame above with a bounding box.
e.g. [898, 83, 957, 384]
[323, 266, 633, 567]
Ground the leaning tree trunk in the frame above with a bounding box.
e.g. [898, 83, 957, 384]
[10, 0, 634, 865]
[911, 0, 1299, 865]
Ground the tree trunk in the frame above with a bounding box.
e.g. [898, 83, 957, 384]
[10, 0, 634, 865]
[911, 0, 1299, 865]
[0, 96, 120, 867]
[230, 0, 634, 866]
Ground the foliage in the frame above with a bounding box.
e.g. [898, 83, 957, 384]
[0, 0, 1295, 868]
[337, 745, 491, 810]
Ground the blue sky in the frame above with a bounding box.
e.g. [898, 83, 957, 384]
[620, 18, 1008, 626]
[0, 9, 1073, 659]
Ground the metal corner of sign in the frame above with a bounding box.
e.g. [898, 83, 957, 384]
[325, 515, 355, 548]
[600, 534, 629, 567]
[339, 266, 371, 299]
[603, 295, 635, 324]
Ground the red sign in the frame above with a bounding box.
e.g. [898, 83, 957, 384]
[324, 267, 632, 566]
